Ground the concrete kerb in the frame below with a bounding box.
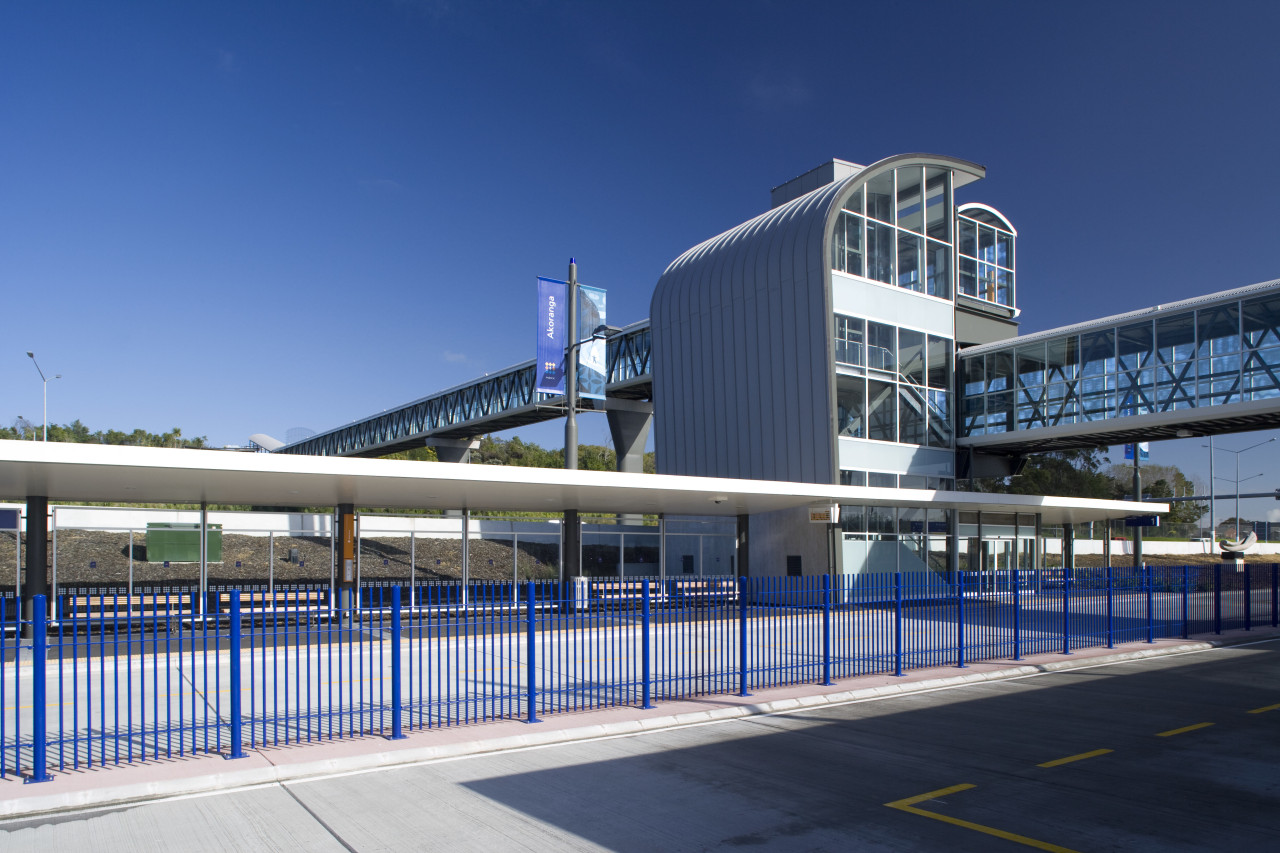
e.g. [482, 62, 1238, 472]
[2, 628, 1276, 822]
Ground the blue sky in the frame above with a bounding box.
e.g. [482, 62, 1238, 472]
[4, 1, 1280, 522]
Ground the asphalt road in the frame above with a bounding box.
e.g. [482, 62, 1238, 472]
[3, 638, 1278, 852]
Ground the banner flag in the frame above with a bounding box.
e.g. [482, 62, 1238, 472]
[1123, 442, 1150, 461]
[535, 277, 568, 394]
[577, 284, 607, 400]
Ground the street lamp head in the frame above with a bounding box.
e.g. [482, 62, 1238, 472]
[26, 351, 33, 358]
[54, 374, 62, 380]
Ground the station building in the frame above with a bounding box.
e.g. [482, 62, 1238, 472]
[650, 154, 1045, 577]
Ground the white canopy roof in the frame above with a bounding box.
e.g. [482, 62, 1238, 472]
[0, 440, 1164, 524]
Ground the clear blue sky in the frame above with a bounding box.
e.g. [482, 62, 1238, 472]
[4, 1, 1280, 523]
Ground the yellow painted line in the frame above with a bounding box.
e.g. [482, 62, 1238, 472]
[1156, 722, 1214, 737]
[1247, 703, 1280, 714]
[1037, 748, 1113, 768]
[885, 784, 1080, 853]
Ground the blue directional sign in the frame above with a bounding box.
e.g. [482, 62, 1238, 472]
[1124, 515, 1160, 527]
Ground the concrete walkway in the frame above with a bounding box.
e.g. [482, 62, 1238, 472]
[2, 625, 1277, 821]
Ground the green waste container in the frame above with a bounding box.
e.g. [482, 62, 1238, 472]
[146, 522, 222, 563]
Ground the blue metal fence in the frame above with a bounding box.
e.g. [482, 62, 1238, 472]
[2, 564, 1277, 782]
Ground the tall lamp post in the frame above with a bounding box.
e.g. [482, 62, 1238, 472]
[562, 260, 621, 470]
[1207, 436, 1276, 539]
[25, 351, 61, 442]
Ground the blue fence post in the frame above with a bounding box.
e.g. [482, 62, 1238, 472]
[956, 569, 966, 668]
[1062, 566, 1072, 655]
[821, 574, 833, 686]
[738, 576, 750, 697]
[1105, 565, 1114, 649]
[1152, 563, 1162, 637]
[1011, 565, 1021, 661]
[525, 581, 539, 723]
[1214, 564, 1222, 635]
[1182, 566, 1190, 639]
[27, 595, 52, 783]
[894, 572, 904, 677]
[226, 591, 246, 759]
[389, 586, 405, 739]
[1273, 564, 1278, 628]
[641, 579, 654, 709]
[1244, 564, 1252, 632]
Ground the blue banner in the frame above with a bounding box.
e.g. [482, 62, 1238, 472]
[535, 277, 568, 394]
[1123, 442, 1149, 461]
[577, 284, 607, 400]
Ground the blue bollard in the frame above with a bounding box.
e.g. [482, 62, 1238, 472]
[956, 569, 966, 668]
[27, 596, 52, 783]
[1012, 565, 1021, 661]
[227, 591, 246, 759]
[1062, 567, 1072, 655]
[1146, 565, 1154, 644]
[1105, 565, 1114, 649]
[390, 586, 405, 739]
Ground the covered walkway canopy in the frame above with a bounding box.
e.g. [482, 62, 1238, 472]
[0, 440, 1163, 523]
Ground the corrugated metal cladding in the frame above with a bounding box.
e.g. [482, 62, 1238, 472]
[650, 154, 984, 485]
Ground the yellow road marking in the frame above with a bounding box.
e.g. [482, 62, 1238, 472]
[1037, 748, 1113, 768]
[885, 784, 1080, 853]
[1248, 703, 1280, 714]
[1157, 722, 1214, 737]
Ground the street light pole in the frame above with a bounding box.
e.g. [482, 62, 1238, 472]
[1207, 436, 1276, 539]
[25, 351, 61, 442]
[565, 258, 579, 471]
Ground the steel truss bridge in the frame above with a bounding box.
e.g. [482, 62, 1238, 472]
[280, 279, 1280, 462]
[277, 321, 652, 458]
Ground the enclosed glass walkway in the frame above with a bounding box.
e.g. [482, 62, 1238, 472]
[959, 279, 1280, 453]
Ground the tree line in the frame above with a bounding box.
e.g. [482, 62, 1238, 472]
[3, 417, 207, 448]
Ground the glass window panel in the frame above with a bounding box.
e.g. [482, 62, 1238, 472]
[844, 214, 864, 277]
[831, 211, 846, 272]
[895, 167, 923, 233]
[839, 470, 866, 487]
[835, 315, 864, 366]
[986, 391, 1013, 433]
[1197, 304, 1240, 357]
[839, 503, 866, 533]
[898, 476, 928, 491]
[842, 188, 863, 216]
[1045, 336, 1079, 381]
[899, 329, 925, 385]
[1155, 312, 1196, 364]
[866, 220, 894, 284]
[958, 256, 977, 297]
[962, 393, 985, 436]
[898, 386, 925, 445]
[986, 351, 1013, 392]
[897, 231, 923, 291]
[867, 322, 896, 373]
[927, 334, 951, 389]
[958, 217, 976, 257]
[925, 239, 950, 299]
[1017, 386, 1044, 429]
[1017, 343, 1046, 388]
[924, 168, 950, 241]
[928, 389, 952, 446]
[836, 375, 865, 438]
[996, 268, 1013, 306]
[996, 229, 1014, 269]
[978, 224, 996, 263]
[865, 171, 894, 223]
[963, 354, 985, 396]
[867, 504, 895, 534]
[867, 379, 896, 441]
[868, 472, 897, 489]
[1243, 295, 1280, 348]
[1116, 322, 1153, 371]
[978, 262, 998, 302]
[1080, 330, 1115, 377]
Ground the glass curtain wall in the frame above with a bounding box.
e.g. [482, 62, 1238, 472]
[836, 317, 952, 448]
[840, 505, 952, 575]
[957, 209, 1015, 307]
[961, 291, 1280, 436]
[832, 166, 953, 299]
